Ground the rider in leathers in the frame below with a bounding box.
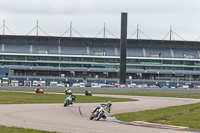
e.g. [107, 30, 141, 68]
[92, 101, 112, 118]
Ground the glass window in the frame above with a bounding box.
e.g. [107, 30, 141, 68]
[4, 55, 14, 60]
[83, 58, 93, 62]
[94, 58, 105, 63]
[71, 57, 78, 62]
[77, 58, 82, 62]
[37, 63, 48, 66]
[48, 57, 59, 61]
[184, 67, 193, 70]
[62, 57, 71, 62]
[91, 64, 105, 68]
[49, 63, 59, 67]
[15, 56, 25, 60]
[83, 64, 91, 68]
[38, 56, 49, 61]
[184, 61, 194, 65]
[127, 59, 140, 64]
[163, 60, 172, 64]
[71, 64, 82, 67]
[26, 56, 37, 61]
[106, 58, 117, 63]
[60, 64, 70, 67]
[173, 61, 183, 65]
[21, 63, 34, 66]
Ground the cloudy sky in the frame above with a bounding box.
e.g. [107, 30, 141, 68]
[0, 0, 200, 41]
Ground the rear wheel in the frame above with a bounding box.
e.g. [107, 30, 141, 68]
[102, 115, 106, 119]
[90, 115, 94, 120]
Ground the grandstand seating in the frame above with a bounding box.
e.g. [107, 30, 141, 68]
[4, 44, 30, 53]
[89, 45, 115, 56]
[33, 44, 58, 54]
[173, 48, 198, 58]
[127, 47, 143, 57]
[3, 43, 199, 59]
[145, 48, 171, 58]
[61, 45, 87, 55]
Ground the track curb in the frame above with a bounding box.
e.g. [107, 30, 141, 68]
[106, 117, 199, 132]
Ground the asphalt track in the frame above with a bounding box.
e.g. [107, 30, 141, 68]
[1, 93, 200, 133]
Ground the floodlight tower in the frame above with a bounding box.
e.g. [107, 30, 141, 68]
[120, 12, 128, 86]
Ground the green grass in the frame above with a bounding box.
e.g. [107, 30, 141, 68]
[0, 125, 59, 133]
[88, 92, 200, 99]
[112, 102, 200, 130]
[3, 90, 200, 99]
[0, 91, 135, 104]
[46, 91, 200, 99]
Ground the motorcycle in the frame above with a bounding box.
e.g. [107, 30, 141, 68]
[35, 88, 44, 93]
[65, 89, 72, 95]
[90, 106, 107, 121]
[85, 91, 92, 96]
[63, 96, 73, 107]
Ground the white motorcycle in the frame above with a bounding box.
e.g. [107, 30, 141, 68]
[90, 106, 108, 121]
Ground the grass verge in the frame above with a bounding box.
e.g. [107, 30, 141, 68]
[2, 90, 200, 99]
[112, 102, 200, 130]
[89, 92, 200, 99]
[0, 125, 59, 133]
[40, 91, 200, 99]
[0, 91, 136, 104]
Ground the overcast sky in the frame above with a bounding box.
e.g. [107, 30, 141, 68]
[0, 0, 200, 41]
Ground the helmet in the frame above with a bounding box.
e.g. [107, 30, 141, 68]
[107, 101, 112, 107]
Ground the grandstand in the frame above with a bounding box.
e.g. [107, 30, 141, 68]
[0, 35, 200, 86]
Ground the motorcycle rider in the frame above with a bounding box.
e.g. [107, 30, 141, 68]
[71, 93, 76, 102]
[85, 89, 88, 95]
[64, 93, 76, 105]
[92, 101, 112, 114]
[65, 88, 69, 94]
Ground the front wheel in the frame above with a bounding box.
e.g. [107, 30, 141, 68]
[96, 116, 101, 121]
[64, 102, 68, 107]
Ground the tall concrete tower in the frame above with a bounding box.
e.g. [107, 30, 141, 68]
[120, 12, 128, 85]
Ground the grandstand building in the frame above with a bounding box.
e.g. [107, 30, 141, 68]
[0, 35, 200, 83]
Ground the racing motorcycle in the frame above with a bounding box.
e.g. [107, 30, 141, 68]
[65, 89, 72, 95]
[63, 96, 73, 107]
[90, 106, 107, 121]
[85, 91, 92, 96]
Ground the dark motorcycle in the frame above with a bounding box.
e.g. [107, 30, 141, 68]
[85, 90, 92, 96]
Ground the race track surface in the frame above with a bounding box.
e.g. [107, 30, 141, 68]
[0, 94, 200, 133]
